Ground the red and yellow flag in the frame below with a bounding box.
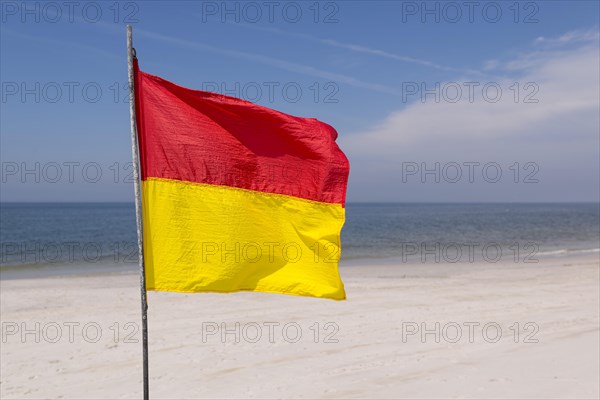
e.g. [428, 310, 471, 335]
[134, 60, 349, 300]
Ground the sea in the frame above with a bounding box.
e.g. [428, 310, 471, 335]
[1, 202, 598, 270]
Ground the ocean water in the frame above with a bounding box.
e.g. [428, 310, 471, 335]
[342, 203, 599, 262]
[1, 202, 598, 268]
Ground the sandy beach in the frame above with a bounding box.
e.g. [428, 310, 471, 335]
[1, 254, 599, 399]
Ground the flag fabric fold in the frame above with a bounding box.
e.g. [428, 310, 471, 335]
[134, 60, 349, 300]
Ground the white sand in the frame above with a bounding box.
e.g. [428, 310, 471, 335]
[1, 254, 599, 399]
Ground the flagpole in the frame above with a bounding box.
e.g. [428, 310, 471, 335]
[127, 25, 149, 400]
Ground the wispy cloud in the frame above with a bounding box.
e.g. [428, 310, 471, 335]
[534, 27, 600, 47]
[220, 21, 481, 75]
[134, 28, 401, 96]
[341, 28, 600, 201]
[485, 28, 600, 72]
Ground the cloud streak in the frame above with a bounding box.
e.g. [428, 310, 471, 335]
[221, 21, 481, 75]
[135, 28, 401, 96]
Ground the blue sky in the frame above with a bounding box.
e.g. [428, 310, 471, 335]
[1, 1, 599, 202]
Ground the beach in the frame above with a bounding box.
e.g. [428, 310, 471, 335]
[2, 1, 599, 398]
[2, 253, 598, 399]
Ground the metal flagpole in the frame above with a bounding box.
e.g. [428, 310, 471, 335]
[127, 25, 149, 400]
